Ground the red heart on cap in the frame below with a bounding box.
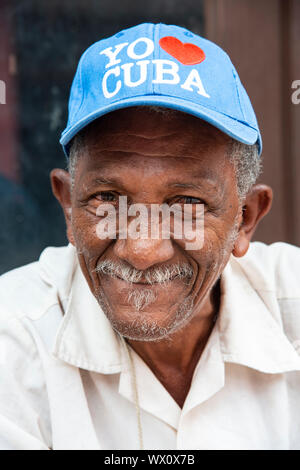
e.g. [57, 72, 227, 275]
[159, 36, 206, 65]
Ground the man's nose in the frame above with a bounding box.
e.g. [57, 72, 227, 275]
[113, 237, 175, 271]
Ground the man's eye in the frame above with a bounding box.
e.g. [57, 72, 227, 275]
[177, 196, 202, 204]
[96, 192, 117, 202]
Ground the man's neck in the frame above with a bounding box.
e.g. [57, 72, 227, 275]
[128, 280, 221, 408]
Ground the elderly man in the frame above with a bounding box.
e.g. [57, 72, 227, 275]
[0, 23, 300, 451]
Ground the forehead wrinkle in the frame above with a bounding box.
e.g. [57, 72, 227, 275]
[88, 130, 178, 147]
[86, 149, 223, 161]
[82, 169, 225, 194]
[93, 149, 191, 158]
[86, 130, 224, 159]
[99, 131, 178, 140]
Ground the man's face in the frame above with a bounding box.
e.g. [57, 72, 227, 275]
[68, 108, 242, 341]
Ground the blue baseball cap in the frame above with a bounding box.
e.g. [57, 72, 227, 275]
[60, 23, 262, 156]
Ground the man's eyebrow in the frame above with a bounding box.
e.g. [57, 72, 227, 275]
[170, 182, 207, 191]
[93, 177, 120, 186]
[169, 180, 218, 192]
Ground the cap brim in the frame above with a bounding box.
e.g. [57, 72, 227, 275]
[60, 94, 262, 157]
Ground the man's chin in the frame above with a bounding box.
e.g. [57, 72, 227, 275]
[108, 317, 172, 342]
[95, 291, 195, 342]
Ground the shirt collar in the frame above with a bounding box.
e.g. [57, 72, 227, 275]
[52, 248, 300, 375]
[218, 256, 300, 373]
[52, 254, 123, 374]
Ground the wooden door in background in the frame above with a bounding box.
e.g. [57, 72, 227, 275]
[204, 0, 300, 245]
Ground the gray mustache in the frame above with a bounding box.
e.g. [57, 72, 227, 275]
[95, 260, 194, 285]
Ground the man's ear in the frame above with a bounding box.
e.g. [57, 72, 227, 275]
[232, 184, 273, 258]
[50, 169, 75, 246]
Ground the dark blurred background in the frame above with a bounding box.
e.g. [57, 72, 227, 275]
[0, 0, 299, 274]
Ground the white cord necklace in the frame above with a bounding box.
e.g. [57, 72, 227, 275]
[119, 334, 144, 450]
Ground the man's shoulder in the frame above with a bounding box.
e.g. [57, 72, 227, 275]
[230, 242, 300, 349]
[0, 244, 77, 322]
[235, 241, 300, 299]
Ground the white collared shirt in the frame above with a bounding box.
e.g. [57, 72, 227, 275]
[0, 242, 300, 450]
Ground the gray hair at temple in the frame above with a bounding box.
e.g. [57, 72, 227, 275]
[67, 106, 262, 201]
